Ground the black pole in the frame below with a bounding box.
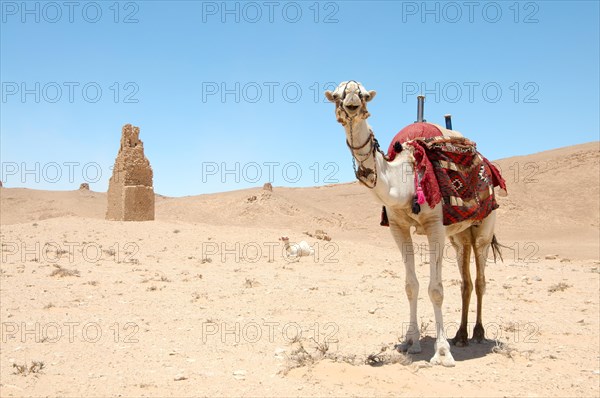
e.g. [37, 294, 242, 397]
[444, 114, 452, 130]
[416, 95, 425, 123]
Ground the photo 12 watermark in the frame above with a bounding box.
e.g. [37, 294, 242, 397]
[1, 161, 105, 185]
[200, 320, 339, 344]
[1, 321, 140, 344]
[1, 1, 140, 24]
[1, 241, 140, 264]
[1, 82, 140, 104]
[201, 161, 340, 185]
[403, 321, 540, 343]
[401, 81, 540, 104]
[399, 1, 540, 24]
[201, 240, 339, 264]
[201, 81, 338, 104]
[200, 1, 340, 24]
[400, 240, 541, 265]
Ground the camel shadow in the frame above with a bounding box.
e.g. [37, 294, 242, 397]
[399, 336, 497, 362]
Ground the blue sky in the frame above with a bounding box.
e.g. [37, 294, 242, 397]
[1, 0, 599, 196]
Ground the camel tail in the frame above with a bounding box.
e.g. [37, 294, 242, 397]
[491, 235, 504, 263]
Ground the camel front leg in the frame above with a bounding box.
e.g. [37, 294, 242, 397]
[425, 222, 455, 367]
[389, 221, 421, 354]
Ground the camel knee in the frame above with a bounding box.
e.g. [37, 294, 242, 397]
[405, 280, 419, 300]
[462, 279, 473, 296]
[428, 283, 444, 307]
[475, 278, 486, 296]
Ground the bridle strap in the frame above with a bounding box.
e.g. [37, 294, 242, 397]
[346, 132, 373, 151]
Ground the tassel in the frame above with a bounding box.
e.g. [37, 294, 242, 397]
[394, 141, 402, 153]
[416, 186, 426, 205]
[380, 206, 389, 227]
[412, 196, 421, 214]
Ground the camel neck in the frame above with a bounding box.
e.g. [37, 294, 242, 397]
[346, 119, 376, 161]
[344, 118, 383, 189]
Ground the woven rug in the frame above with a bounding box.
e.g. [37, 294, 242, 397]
[403, 136, 506, 225]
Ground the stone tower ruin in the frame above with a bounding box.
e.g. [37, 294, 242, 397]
[106, 124, 155, 221]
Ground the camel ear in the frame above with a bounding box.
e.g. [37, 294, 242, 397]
[364, 90, 376, 102]
[325, 90, 337, 102]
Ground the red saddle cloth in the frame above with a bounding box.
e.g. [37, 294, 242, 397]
[383, 123, 507, 226]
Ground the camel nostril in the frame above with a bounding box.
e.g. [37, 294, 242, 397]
[346, 105, 359, 112]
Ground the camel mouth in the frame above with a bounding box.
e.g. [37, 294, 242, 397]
[345, 104, 360, 112]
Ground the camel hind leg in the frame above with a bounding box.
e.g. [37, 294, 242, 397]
[448, 229, 473, 347]
[470, 212, 498, 343]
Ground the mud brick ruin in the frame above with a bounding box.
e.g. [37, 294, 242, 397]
[106, 124, 155, 221]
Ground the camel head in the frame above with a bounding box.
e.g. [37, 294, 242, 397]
[325, 81, 376, 126]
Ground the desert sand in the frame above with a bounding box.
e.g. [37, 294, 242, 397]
[0, 142, 598, 397]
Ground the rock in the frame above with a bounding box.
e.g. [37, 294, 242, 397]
[314, 229, 332, 241]
[233, 370, 246, 380]
[79, 183, 89, 190]
[174, 374, 187, 381]
[106, 124, 155, 221]
[274, 347, 286, 360]
[411, 361, 432, 372]
[533, 276, 542, 281]
[545, 255, 558, 260]
[263, 182, 273, 191]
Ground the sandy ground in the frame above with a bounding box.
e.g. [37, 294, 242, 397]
[0, 142, 598, 397]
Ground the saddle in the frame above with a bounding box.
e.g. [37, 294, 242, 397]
[380, 123, 506, 226]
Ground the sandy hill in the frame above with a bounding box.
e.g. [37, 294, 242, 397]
[2, 142, 598, 257]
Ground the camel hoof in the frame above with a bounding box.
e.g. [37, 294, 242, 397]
[452, 328, 469, 347]
[430, 354, 456, 367]
[396, 342, 409, 353]
[442, 356, 456, 367]
[473, 323, 485, 343]
[430, 340, 455, 367]
[396, 341, 421, 354]
[407, 343, 422, 354]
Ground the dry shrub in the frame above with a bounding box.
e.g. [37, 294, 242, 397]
[548, 282, 571, 294]
[50, 265, 80, 278]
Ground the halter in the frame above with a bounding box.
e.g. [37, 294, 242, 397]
[337, 81, 384, 189]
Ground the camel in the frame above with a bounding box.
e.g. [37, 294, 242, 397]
[279, 237, 315, 258]
[325, 81, 504, 367]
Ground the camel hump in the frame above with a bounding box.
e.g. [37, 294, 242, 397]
[387, 122, 465, 161]
[387, 122, 442, 161]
